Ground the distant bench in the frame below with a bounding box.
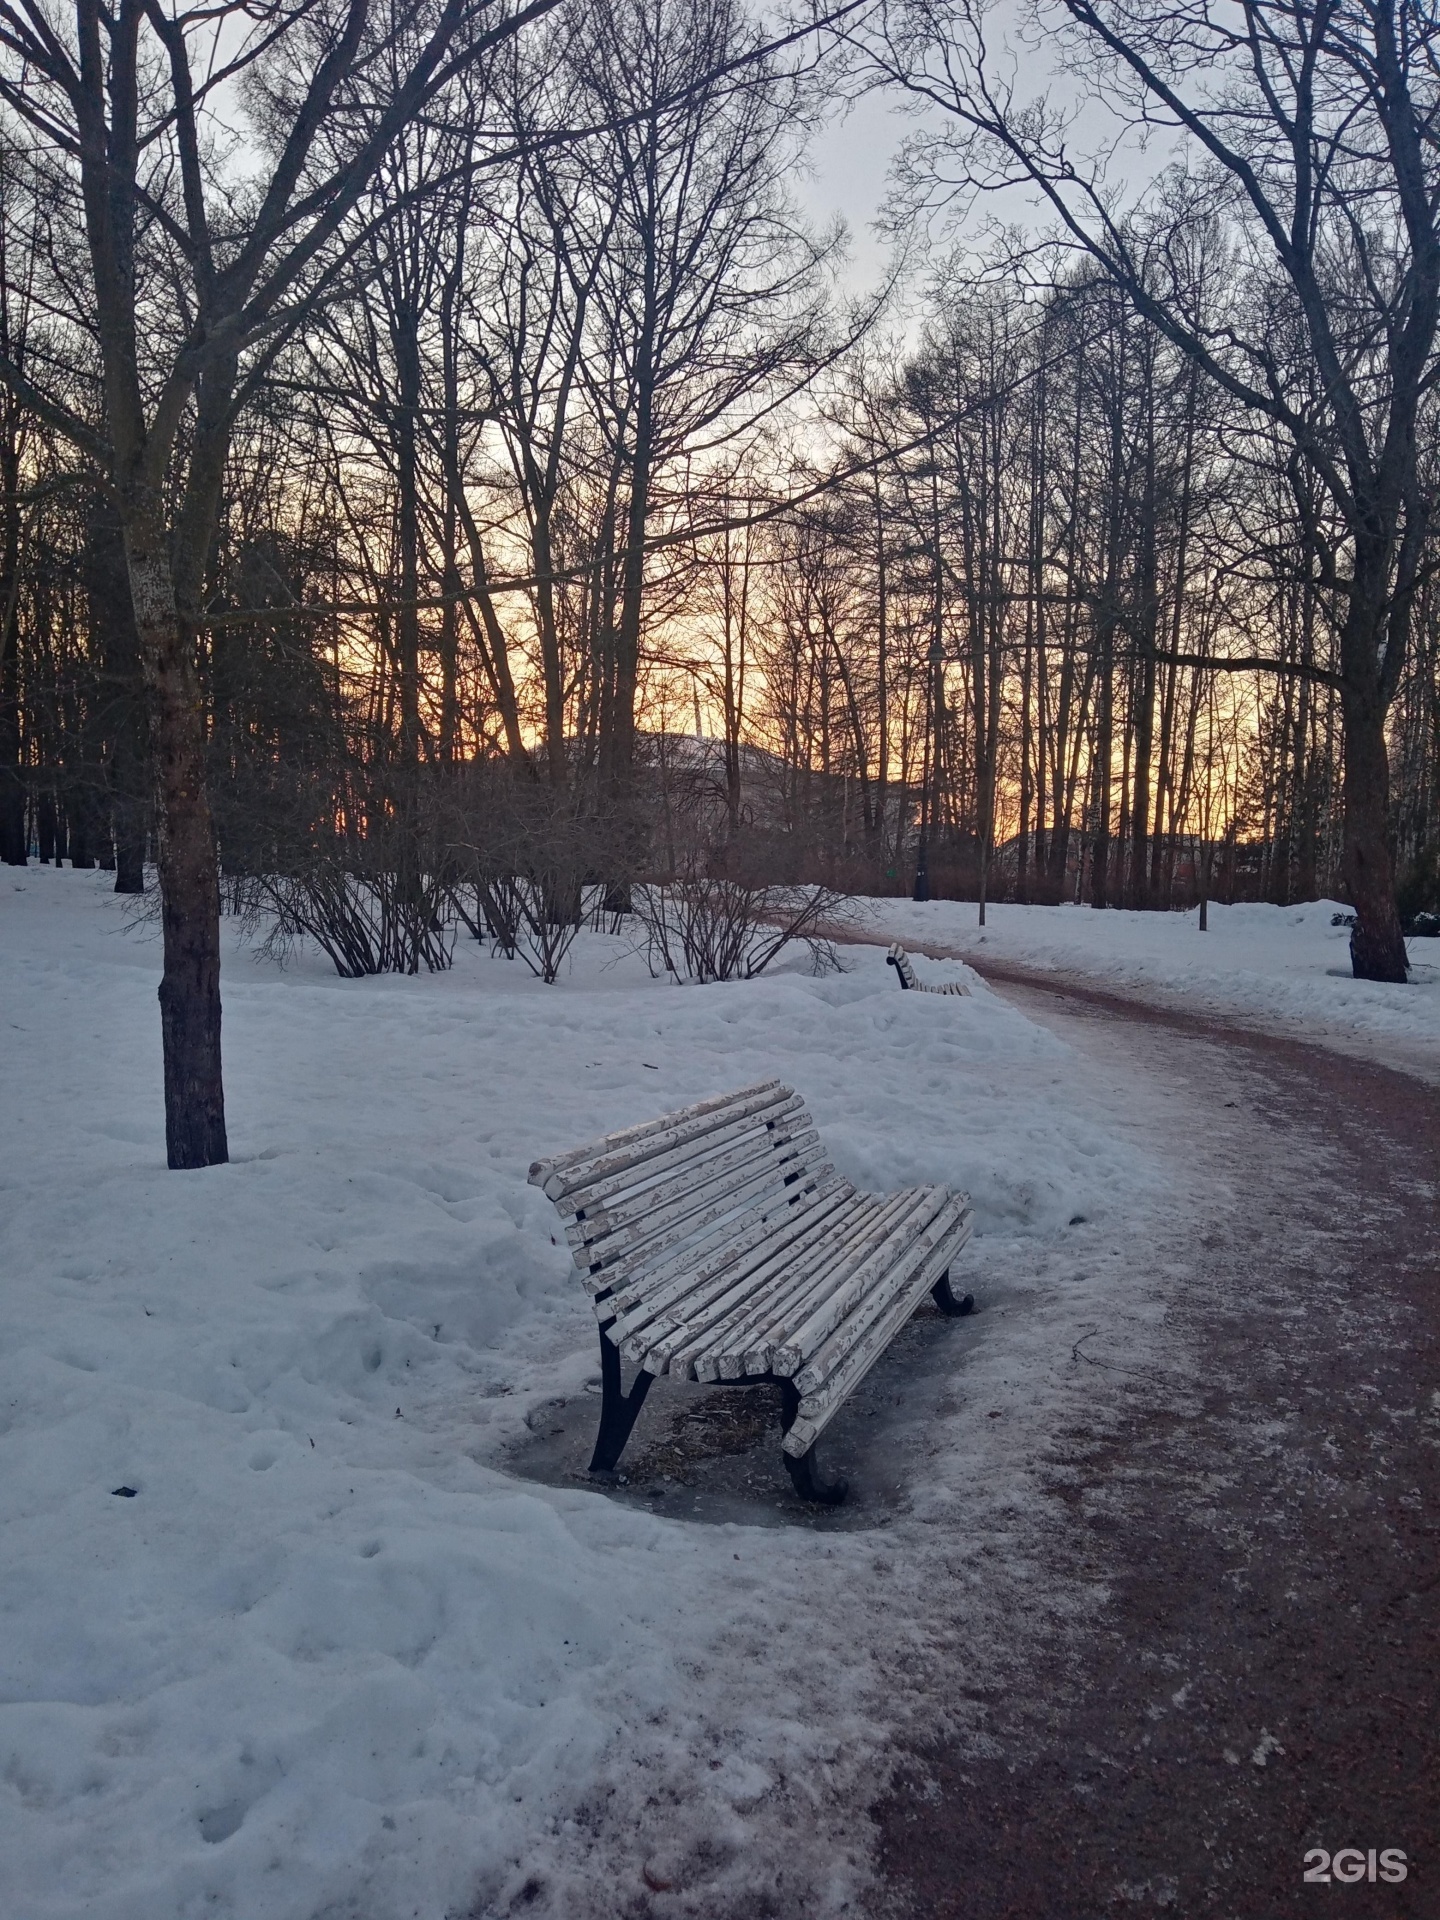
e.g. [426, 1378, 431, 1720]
[528, 1081, 974, 1503]
[887, 943, 971, 995]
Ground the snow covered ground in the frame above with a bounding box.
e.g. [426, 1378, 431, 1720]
[2, 870, 1188, 1920]
[863, 896, 1440, 1057]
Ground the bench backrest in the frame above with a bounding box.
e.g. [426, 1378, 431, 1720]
[528, 1081, 834, 1293]
[887, 942, 969, 996]
[887, 942, 920, 989]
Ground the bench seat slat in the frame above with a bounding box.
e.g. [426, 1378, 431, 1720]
[786, 1216, 973, 1456]
[599, 1173, 852, 1314]
[623, 1185, 871, 1370]
[594, 1177, 835, 1325]
[771, 1187, 952, 1377]
[602, 1174, 854, 1326]
[696, 1188, 920, 1381]
[666, 1183, 929, 1383]
[613, 1184, 857, 1354]
[654, 1192, 885, 1378]
[783, 1211, 974, 1456]
[695, 1193, 897, 1381]
[724, 1188, 931, 1378]
[794, 1199, 973, 1394]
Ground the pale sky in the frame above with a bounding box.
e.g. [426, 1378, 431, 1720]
[793, 7, 1182, 310]
[795, 85, 915, 300]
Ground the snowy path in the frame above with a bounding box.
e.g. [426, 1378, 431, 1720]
[858, 897, 1440, 1085]
[873, 967, 1439, 1919]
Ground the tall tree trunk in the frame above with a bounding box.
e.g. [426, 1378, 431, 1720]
[88, 498, 149, 890]
[532, 493, 570, 789]
[1293, 585, 1321, 901]
[1091, 619, 1115, 909]
[606, 374, 653, 812]
[451, 488, 530, 769]
[395, 324, 424, 774]
[719, 526, 746, 833]
[1130, 635, 1156, 908]
[1340, 657, 1407, 981]
[0, 423, 23, 864]
[125, 515, 227, 1168]
[873, 478, 889, 872]
[0, 628, 22, 861]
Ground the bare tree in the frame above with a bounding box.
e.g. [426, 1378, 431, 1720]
[0, 0, 558, 1164]
[862, 0, 1440, 978]
[560, 0, 835, 821]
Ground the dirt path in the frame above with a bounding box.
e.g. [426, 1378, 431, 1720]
[872, 958, 1439, 1920]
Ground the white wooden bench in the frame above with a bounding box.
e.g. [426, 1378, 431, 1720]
[887, 942, 970, 995]
[527, 1081, 974, 1503]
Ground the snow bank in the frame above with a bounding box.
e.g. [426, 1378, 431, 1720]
[1, 869, 1171, 1919]
[865, 896, 1440, 1054]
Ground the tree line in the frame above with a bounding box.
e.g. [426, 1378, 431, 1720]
[0, 0, 1437, 1164]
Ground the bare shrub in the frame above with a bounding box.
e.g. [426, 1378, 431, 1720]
[449, 872, 520, 958]
[451, 871, 586, 982]
[443, 766, 617, 984]
[248, 863, 454, 977]
[631, 878, 852, 983]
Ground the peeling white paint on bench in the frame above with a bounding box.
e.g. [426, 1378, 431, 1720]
[527, 1082, 974, 1501]
[531, 1082, 793, 1200]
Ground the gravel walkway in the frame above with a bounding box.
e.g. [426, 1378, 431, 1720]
[874, 960, 1438, 1920]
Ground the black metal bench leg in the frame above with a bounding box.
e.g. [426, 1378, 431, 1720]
[589, 1325, 654, 1474]
[778, 1379, 848, 1505]
[931, 1268, 974, 1317]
